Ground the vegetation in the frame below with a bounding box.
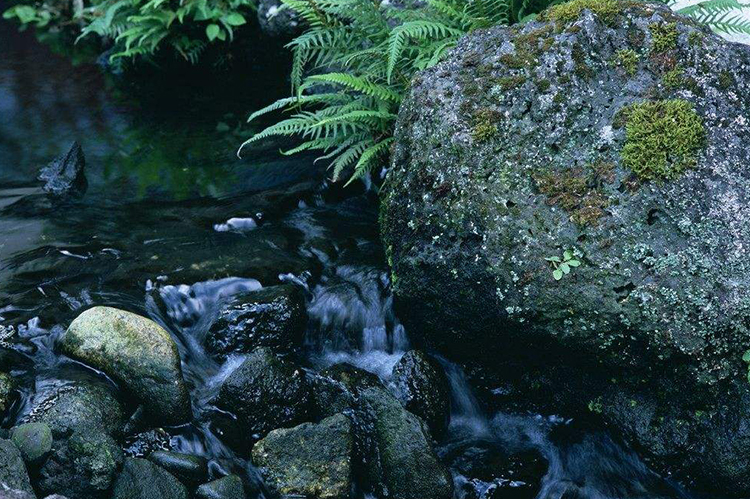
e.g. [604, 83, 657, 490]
[620, 99, 705, 182]
[615, 48, 639, 76]
[544, 0, 620, 24]
[545, 250, 581, 280]
[665, 0, 750, 37]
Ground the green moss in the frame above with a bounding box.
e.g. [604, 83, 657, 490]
[546, 0, 621, 25]
[534, 161, 613, 226]
[718, 71, 734, 90]
[620, 99, 705, 181]
[615, 49, 639, 76]
[496, 75, 527, 91]
[472, 109, 499, 143]
[662, 66, 684, 89]
[572, 44, 593, 80]
[650, 22, 678, 53]
[688, 30, 703, 47]
[536, 79, 551, 92]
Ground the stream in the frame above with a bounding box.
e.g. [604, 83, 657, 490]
[0, 19, 705, 499]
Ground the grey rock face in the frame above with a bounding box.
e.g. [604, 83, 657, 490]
[60, 307, 191, 425]
[195, 475, 246, 499]
[215, 347, 311, 438]
[391, 350, 451, 436]
[252, 414, 353, 499]
[38, 141, 87, 197]
[112, 458, 188, 499]
[381, 1, 750, 493]
[206, 284, 307, 358]
[257, 0, 303, 39]
[0, 440, 33, 495]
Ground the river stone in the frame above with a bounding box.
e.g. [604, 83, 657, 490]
[381, 0, 750, 493]
[215, 347, 311, 438]
[60, 307, 191, 424]
[37, 430, 123, 498]
[112, 458, 188, 499]
[252, 413, 353, 499]
[206, 284, 307, 358]
[0, 440, 33, 495]
[24, 380, 125, 438]
[0, 373, 15, 416]
[10, 423, 53, 464]
[195, 475, 246, 499]
[392, 350, 451, 436]
[148, 451, 208, 488]
[38, 141, 87, 197]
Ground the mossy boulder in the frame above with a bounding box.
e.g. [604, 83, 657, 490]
[60, 307, 191, 424]
[10, 423, 53, 465]
[381, 0, 750, 493]
[112, 458, 188, 499]
[0, 439, 34, 495]
[391, 350, 451, 436]
[195, 475, 246, 499]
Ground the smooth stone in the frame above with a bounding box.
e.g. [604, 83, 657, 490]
[195, 475, 246, 499]
[112, 458, 188, 499]
[10, 423, 53, 464]
[148, 451, 208, 488]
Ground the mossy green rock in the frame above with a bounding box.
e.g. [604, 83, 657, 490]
[61, 307, 191, 424]
[112, 458, 188, 499]
[11, 423, 53, 464]
[0, 439, 34, 495]
[381, 0, 750, 494]
[252, 414, 353, 499]
[195, 475, 246, 499]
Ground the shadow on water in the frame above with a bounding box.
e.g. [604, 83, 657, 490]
[0, 18, 712, 499]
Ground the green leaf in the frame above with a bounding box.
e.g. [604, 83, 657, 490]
[206, 23, 220, 41]
[743, 349, 750, 363]
[560, 263, 570, 274]
[567, 259, 581, 267]
[563, 250, 573, 260]
[545, 256, 562, 263]
[553, 269, 563, 280]
[225, 12, 246, 25]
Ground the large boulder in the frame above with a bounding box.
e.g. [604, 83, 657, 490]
[380, 0, 750, 493]
[206, 284, 307, 358]
[60, 307, 191, 424]
[0, 440, 33, 496]
[214, 347, 312, 439]
[111, 458, 188, 499]
[391, 350, 451, 436]
[252, 413, 354, 499]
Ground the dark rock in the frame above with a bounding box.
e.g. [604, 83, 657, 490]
[206, 285, 307, 358]
[0, 486, 34, 499]
[10, 423, 53, 465]
[37, 430, 123, 498]
[195, 475, 246, 499]
[112, 458, 188, 499]
[392, 350, 451, 436]
[24, 380, 124, 439]
[60, 307, 191, 425]
[0, 373, 15, 416]
[380, 0, 750, 493]
[38, 141, 87, 197]
[252, 414, 353, 499]
[0, 440, 33, 495]
[148, 451, 207, 488]
[215, 347, 311, 439]
[257, 0, 303, 39]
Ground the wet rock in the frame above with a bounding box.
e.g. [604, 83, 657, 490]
[206, 284, 307, 358]
[38, 141, 87, 197]
[195, 475, 246, 499]
[24, 380, 124, 439]
[392, 350, 451, 436]
[122, 429, 172, 458]
[60, 307, 191, 424]
[10, 423, 53, 465]
[0, 373, 15, 415]
[148, 451, 207, 488]
[38, 430, 123, 498]
[112, 458, 187, 499]
[252, 413, 353, 499]
[0, 486, 34, 499]
[0, 440, 33, 495]
[381, 0, 750, 493]
[257, 0, 303, 39]
[215, 347, 311, 438]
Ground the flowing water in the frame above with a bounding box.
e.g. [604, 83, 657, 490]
[0, 20, 706, 499]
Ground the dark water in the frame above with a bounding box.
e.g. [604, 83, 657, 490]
[0, 20, 701, 499]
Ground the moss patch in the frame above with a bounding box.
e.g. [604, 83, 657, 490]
[650, 22, 678, 53]
[497, 75, 527, 91]
[620, 99, 705, 181]
[535, 161, 614, 226]
[615, 49, 639, 76]
[546, 0, 621, 25]
[472, 109, 499, 142]
[662, 66, 684, 89]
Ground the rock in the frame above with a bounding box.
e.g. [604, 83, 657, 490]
[0, 485, 34, 499]
[257, 0, 303, 39]
[381, 0, 750, 493]
[391, 350, 451, 436]
[24, 380, 125, 438]
[37, 430, 123, 498]
[0, 373, 15, 415]
[10, 423, 53, 465]
[206, 284, 307, 358]
[112, 458, 188, 499]
[215, 347, 311, 438]
[148, 451, 207, 488]
[0, 440, 33, 495]
[195, 475, 246, 499]
[38, 141, 87, 197]
[252, 414, 353, 499]
[60, 307, 191, 424]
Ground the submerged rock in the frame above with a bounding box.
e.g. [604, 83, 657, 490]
[60, 307, 191, 424]
[391, 350, 451, 436]
[10, 423, 53, 465]
[252, 413, 354, 499]
[112, 458, 187, 499]
[215, 347, 311, 439]
[0, 440, 33, 495]
[381, 0, 750, 492]
[206, 284, 307, 358]
[195, 475, 246, 499]
[38, 141, 87, 197]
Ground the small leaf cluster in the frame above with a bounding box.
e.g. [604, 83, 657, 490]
[545, 250, 581, 280]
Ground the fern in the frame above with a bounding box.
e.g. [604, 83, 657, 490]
[665, 0, 750, 37]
